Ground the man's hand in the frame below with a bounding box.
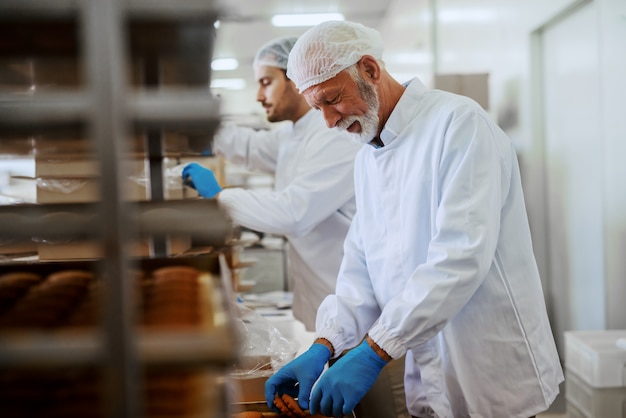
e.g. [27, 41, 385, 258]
[264, 343, 331, 412]
[310, 339, 387, 417]
[182, 163, 222, 198]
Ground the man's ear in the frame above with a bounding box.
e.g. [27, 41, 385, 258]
[358, 55, 381, 83]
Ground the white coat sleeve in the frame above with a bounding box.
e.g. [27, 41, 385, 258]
[314, 210, 382, 357]
[368, 111, 510, 359]
[212, 122, 283, 174]
[217, 131, 359, 237]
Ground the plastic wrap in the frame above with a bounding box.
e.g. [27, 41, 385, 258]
[128, 164, 186, 191]
[231, 303, 299, 378]
[36, 177, 89, 194]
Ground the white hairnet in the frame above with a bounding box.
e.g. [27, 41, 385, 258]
[253, 36, 299, 70]
[287, 20, 384, 93]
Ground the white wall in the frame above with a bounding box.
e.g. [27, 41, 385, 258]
[598, 0, 626, 330]
[541, 0, 605, 348]
[380, 0, 626, 354]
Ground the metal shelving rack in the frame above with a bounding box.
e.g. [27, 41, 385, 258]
[0, 1, 237, 417]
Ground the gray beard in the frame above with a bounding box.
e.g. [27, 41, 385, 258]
[337, 94, 380, 144]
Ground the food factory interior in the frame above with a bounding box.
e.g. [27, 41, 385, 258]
[0, 0, 624, 417]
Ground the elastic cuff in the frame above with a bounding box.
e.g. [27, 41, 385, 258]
[365, 334, 392, 362]
[313, 338, 334, 358]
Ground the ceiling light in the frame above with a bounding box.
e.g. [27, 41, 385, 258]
[211, 78, 246, 90]
[211, 58, 239, 71]
[438, 9, 497, 23]
[271, 12, 344, 27]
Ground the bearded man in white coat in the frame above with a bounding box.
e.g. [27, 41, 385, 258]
[186, 37, 411, 418]
[264, 21, 564, 418]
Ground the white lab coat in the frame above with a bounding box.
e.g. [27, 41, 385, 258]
[315, 79, 564, 417]
[214, 110, 361, 330]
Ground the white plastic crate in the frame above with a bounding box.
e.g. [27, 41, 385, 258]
[564, 330, 626, 388]
[565, 370, 626, 417]
[564, 330, 626, 418]
[566, 400, 587, 418]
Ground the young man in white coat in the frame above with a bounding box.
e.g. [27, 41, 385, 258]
[264, 21, 564, 418]
[182, 36, 361, 332]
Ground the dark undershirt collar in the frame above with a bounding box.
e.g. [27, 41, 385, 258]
[368, 137, 384, 148]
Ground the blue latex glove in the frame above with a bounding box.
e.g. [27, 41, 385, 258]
[181, 163, 222, 198]
[310, 339, 387, 417]
[264, 343, 331, 412]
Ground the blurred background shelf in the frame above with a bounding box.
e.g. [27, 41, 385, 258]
[0, 0, 238, 417]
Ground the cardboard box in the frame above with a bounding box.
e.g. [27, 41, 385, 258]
[0, 240, 38, 258]
[35, 157, 148, 203]
[34, 156, 196, 260]
[230, 374, 270, 403]
[36, 236, 192, 261]
[434, 73, 490, 110]
[32, 155, 227, 260]
[33, 155, 226, 203]
[230, 353, 273, 403]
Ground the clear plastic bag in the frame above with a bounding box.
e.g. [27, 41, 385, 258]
[231, 303, 300, 378]
[36, 177, 89, 194]
[128, 164, 186, 191]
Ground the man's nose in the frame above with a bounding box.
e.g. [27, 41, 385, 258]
[256, 87, 265, 103]
[320, 106, 341, 129]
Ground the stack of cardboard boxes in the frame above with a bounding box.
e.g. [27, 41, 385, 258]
[34, 152, 225, 260]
